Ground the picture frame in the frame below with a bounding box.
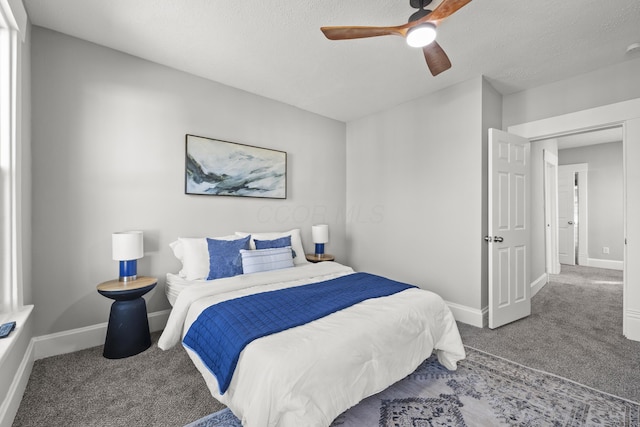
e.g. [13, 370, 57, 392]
[185, 134, 287, 199]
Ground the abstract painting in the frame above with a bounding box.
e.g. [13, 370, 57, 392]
[185, 134, 286, 199]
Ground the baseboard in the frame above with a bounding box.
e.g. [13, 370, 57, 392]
[462, 274, 548, 330]
[33, 309, 171, 361]
[446, 301, 486, 328]
[586, 258, 624, 271]
[0, 339, 34, 427]
[531, 273, 548, 297]
[148, 309, 171, 332]
[624, 309, 640, 342]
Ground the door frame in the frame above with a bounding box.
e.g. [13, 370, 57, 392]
[576, 165, 589, 266]
[508, 97, 640, 340]
[543, 150, 560, 274]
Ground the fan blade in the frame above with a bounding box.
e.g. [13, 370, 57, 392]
[321, 0, 471, 41]
[422, 41, 451, 76]
[427, 0, 472, 22]
[321, 25, 406, 40]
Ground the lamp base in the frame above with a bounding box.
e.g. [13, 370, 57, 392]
[314, 243, 325, 257]
[119, 260, 138, 282]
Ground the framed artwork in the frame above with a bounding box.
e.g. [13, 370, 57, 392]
[185, 134, 287, 199]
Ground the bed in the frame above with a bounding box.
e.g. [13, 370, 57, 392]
[158, 231, 465, 427]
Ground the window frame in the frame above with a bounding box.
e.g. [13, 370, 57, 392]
[0, 1, 23, 313]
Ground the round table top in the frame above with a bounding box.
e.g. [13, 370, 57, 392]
[305, 253, 335, 263]
[97, 276, 157, 292]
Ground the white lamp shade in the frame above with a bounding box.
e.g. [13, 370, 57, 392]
[112, 231, 144, 261]
[312, 224, 329, 244]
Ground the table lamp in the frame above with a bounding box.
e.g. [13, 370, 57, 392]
[312, 224, 329, 257]
[112, 231, 144, 282]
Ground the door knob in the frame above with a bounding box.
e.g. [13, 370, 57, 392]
[494, 236, 504, 243]
[568, 221, 574, 225]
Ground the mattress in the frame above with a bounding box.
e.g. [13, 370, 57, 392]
[165, 272, 206, 306]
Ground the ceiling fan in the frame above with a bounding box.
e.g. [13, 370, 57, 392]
[320, 0, 471, 76]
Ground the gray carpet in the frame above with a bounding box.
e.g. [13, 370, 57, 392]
[13, 264, 639, 426]
[12, 331, 223, 427]
[458, 264, 640, 402]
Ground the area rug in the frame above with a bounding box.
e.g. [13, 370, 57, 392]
[185, 346, 639, 426]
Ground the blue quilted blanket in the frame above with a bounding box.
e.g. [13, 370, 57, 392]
[182, 272, 415, 394]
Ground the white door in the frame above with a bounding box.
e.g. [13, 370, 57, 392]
[488, 129, 531, 329]
[558, 166, 576, 265]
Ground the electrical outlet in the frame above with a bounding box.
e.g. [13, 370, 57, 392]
[603, 247, 610, 254]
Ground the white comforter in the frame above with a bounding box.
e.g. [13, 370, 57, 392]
[158, 262, 465, 427]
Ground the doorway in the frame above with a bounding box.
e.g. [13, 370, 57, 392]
[557, 129, 623, 271]
[507, 98, 640, 340]
[538, 128, 623, 275]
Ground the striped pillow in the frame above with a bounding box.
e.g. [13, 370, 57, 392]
[241, 247, 294, 274]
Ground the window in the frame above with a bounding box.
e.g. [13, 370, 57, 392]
[0, 0, 25, 313]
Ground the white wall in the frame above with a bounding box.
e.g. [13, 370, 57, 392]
[346, 58, 640, 323]
[503, 57, 640, 129]
[346, 76, 496, 322]
[559, 142, 624, 262]
[30, 27, 347, 336]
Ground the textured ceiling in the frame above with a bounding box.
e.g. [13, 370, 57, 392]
[23, 0, 640, 122]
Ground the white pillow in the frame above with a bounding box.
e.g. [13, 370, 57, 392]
[169, 235, 241, 280]
[235, 229, 309, 265]
[240, 247, 294, 274]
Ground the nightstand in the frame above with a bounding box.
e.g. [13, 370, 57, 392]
[97, 276, 157, 359]
[305, 254, 335, 263]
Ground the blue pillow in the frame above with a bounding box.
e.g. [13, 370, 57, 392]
[206, 235, 251, 280]
[254, 236, 296, 258]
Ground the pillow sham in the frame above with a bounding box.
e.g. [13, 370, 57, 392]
[240, 247, 294, 274]
[235, 229, 308, 265]
[254, 235, 297, 258]
[169, 235, 241, 280]
[206, 235, 251, 280]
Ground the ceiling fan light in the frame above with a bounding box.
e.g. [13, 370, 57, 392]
[406, 23, 437, 48]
